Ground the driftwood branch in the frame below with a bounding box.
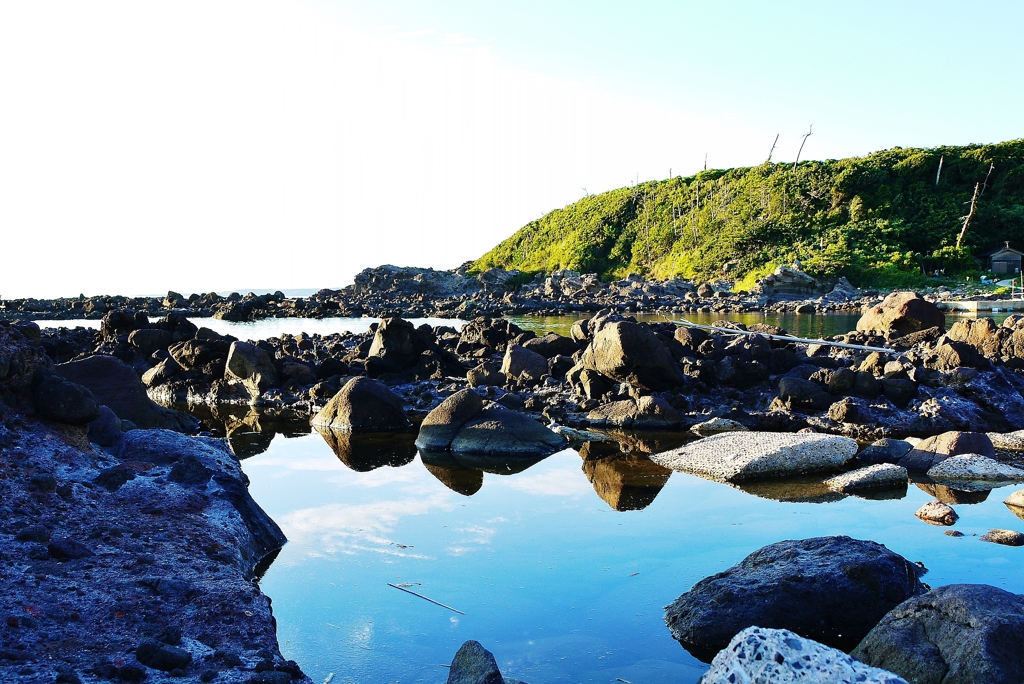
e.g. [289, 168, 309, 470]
[387, 583, 466, 615]
[956, 182, 980, 250]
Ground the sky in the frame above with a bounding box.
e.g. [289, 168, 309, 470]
[1, 1, 1022, 299]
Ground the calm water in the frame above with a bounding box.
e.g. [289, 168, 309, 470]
[240, 432, 1024, 684]
[33, 311, 1006, 342]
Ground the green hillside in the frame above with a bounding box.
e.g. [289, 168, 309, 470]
[472, 140, 1024, 289]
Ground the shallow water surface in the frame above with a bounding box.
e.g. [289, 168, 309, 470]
[241, 432, 1024, 683]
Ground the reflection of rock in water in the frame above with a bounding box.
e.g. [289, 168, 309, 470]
[419, 450, 484, 496]
[597, 430, 692, 455]
[450, 452, 550, 475]
[730, 477, 847, 504]
[915, 481, 991, 504]
[315, 428, 416, 472]
[224, 411, 312, 459]
[580, 448, 671, 511]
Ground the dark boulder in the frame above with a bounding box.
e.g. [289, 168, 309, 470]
[852, 584, 1024, 684]
[136, 638, 193, 672]
[582, 321, 684, 391]
[367, 317, 426, 371]
[467, 361, 504, 388]
[500, 345, 548, 383]
[224, 341, 278, 396]
[778, 377, 832, 411]
[664, 536, 927, 662]
[522, 333, 579, 358]
[310, 377, 411, 432]
[32, 374, 99, 424]
[56, 355, 196, 431]
[857, 438, 914, 466]
[450, 407, 566, 457]
[88, 405, 122, 446]
[415, 388, 484, 450]
[447, 640, 503, 684]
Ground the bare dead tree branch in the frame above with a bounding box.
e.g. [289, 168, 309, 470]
[793, 125, 813, 171]
[956, 182, 980, 250]
[767, 133, 779, 163]
[935, 155, 944, 186]
[980, 162, 995, 196]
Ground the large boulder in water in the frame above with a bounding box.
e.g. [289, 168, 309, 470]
[856, 291, 945, 338]
[852, 584, 1024, 684]
[651, 431, 858, 482]
[664, 536, 928, 662]
[700, 627, 908, 684]
[450, 406, 566, 457]
[310, 377, 411, 432]
[415, 388, 484, 450]
[581, 321, 684, 391]
[56, 355, 196, 431]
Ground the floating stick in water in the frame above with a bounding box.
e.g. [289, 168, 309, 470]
[387, 583, 466, 615]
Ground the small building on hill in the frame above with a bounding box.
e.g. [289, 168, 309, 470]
[986, 242, 1024, 275]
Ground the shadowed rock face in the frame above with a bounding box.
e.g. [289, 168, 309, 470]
[315, 428, 417, 472]
[665, 536, 928, 662]
[852, 584, 1024, 684]
[856, 291, 945, 338]
[310, 376, 411, 433]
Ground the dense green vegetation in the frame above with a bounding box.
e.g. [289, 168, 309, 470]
[472, 140, 1024, 289]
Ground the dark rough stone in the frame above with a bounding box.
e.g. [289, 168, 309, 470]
[169, 454, 213, 486]
[88, 405, 122, 446]
[29, 472, 57, 492]
[32, 375, 99, 425]
[879, 377, 918, 409]
[47, 538, 95, 560]
[582, 321, 684, 391]
[415, 388, 484, 450]
[447, 640, 503, 684]
[117, 663, 147, 681]
[15, 524, 51, 542]
[852, 584, 1024, 684]
[857, 439, 914, 466]
[136, 638, 192, 672]
[664, 536, 927, 662]
[856, 291, 945, 338]
[95, 465, 137, 491]
[310, 377, 411, 433]
[450, 407, 566, 457]
[56, 355, 197, 431]
[778, 377, 832, 411]
[247, 672, 292, 684]
[467, 361, 504, 388]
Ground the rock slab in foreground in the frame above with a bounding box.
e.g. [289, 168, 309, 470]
[665, 536, 927, 662]
[852, 584, 1024, 684]
[651, 432, 858, 482]
[699, 626, 907, 684]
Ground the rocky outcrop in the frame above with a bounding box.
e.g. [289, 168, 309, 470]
[0, 414, 304, 683]
[699, 627, 907, 684]
[224, 340, 278, 397]
[581, 321, 684, 391]
[852, 584, 1024, 684]
[310, 377, 411, 432]
[857, 291, 945, 338]
[651, 432, 858, 482]
[665, 536, 927, 661]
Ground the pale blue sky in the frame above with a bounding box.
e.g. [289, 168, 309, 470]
[1, 1, 1020, 298]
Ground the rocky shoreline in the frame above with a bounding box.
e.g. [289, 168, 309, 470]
[6, 279, 1024, 682]
[3, 263, 1011, 324]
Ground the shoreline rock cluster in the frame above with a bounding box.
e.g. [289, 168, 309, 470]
[0, 323, 308, 681]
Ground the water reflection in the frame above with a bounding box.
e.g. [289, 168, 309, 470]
[419, 451, 484, 496]
[579, 441, 672, 511]
[915, 481, 992, 504]
[315, 428, 417, 472]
